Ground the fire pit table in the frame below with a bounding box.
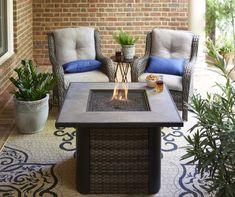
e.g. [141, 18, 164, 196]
[56, 82, 183, 194]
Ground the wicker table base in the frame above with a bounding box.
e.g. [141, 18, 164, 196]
[77, 127, 161, 194]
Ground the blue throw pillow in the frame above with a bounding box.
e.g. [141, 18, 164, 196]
[62, 60, 102, 73]
[146, 56, 185, 76]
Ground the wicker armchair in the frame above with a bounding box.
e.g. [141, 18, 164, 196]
[48, 27, 116, 108]
[131, 28, 199, 121]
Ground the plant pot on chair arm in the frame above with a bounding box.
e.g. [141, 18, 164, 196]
[131, 28, 199, 121]
[48, 27, 116, 109]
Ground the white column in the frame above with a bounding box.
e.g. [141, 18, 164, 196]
[188, 0, 206, 66]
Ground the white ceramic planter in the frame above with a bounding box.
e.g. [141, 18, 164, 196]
[122, 45, 135, 60]
[14, 94, 49, 134]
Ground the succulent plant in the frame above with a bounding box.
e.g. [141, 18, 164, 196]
[10, 59, 56, 101]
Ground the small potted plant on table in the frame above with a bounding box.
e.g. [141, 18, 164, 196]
[10, 59, 56, 133]
[113, 30, 139, 60]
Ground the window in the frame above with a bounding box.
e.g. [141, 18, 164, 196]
[0, 0, 7, 56]
[0, 0, 13, 65]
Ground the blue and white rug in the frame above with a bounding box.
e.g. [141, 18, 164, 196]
[0, 109, 211, 197]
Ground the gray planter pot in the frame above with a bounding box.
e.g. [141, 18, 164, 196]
[122, 45, 135, 60]
[14, 94, 49, 133]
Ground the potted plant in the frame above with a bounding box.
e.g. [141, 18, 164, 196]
[182, 42, 235, 196]
[205, 37, 220, 67]
[10, 59, 56, 133]
[205, 0, 235, 67]
[217, 35, 235, 65]
[113, 30, 139, 60]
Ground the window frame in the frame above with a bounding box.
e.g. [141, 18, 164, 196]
[0, 0, 14, 65]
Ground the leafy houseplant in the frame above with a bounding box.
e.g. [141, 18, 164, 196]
[10, 59, 55, 101]
[217, 36, 235, 65]
[182, 43, 235, 196]
[113, 30, 139, 46]
[206, 36, 235, 66]
[113, 30, 139, 60]
[10, 59, 56, 133]
[218, 36, 235, 55]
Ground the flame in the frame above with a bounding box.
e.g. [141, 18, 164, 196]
[111, 80, 128, 101]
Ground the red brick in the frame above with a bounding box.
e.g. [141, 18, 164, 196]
[0, 0, 33, 96]
[32, 0, 189, 67]
[0, 0, 189, 98]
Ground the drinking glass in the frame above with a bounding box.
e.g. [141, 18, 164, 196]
[155, 75, 163, 93]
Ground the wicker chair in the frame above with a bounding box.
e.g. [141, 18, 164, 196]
[48, 27, 116, 108]
[131, 28, 199, 121]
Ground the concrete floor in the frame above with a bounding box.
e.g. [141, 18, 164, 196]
[193, 56, 226, 97]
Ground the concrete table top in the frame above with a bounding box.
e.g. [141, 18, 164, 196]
[56, 82, 183, 128]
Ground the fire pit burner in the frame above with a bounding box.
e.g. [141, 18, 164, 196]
[87, 89, 150, 111]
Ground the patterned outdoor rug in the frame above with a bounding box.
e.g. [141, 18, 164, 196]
[0, 107, 211, 197]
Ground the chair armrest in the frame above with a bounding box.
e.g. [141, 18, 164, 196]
[97, 56, 116, 82]
[182, 60, 194, 102]
[94, 30, 116, 82]
[50, 56, 66, 108]
[131, 55, 149, 82]
[48, 32, 66, 107]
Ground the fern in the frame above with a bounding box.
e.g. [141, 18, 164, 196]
[113, 30, 139, 45]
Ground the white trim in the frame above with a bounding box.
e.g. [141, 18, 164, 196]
[0, 0, 14, 65]
[188, 0, 206, 65]
[0, 51, 14, 65]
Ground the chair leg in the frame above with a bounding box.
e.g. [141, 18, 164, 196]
[50, 86, 59, 106]
[182, 107, 188, 121]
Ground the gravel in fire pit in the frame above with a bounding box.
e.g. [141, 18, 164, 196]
[87, 90, 150, 111]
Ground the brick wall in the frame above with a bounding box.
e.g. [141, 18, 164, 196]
[33, 0, 189, 66]
[0, 0, 189, 102]
[0, 0, 33, 106]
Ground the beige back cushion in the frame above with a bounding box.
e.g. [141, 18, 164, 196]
[151, 28, 193, 59]
[54, 27, 96, 66]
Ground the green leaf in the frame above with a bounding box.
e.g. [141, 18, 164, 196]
[10, 59, 56, 101]
[182, 35, 235, 195]
[113, 30, 139, 45]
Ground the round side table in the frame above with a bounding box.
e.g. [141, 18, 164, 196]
[111, 55, 137, 82]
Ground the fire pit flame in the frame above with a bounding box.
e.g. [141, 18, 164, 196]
[111, 81, 128, 101]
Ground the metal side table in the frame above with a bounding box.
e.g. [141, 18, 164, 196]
[111, 56, 137, 82]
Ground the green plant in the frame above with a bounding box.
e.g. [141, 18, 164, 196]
[113, 30, 139, 45]
[206, 36, 235, 66]
[10, 59, 56, 101]
[206, 0, 218, 42]
[182, 42, 235, 196]
[217, 35, 235, 55]
[206, 37, 220, 60]
[206, 0, 235, 43]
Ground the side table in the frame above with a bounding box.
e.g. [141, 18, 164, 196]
[111, 56, 137, 82]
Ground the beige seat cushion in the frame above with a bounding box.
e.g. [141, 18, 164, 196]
[138, 73, 182, 91]
[151, 28, 193, 60]
[54, 27, 96, 66]
[64, 70, 109, 89]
